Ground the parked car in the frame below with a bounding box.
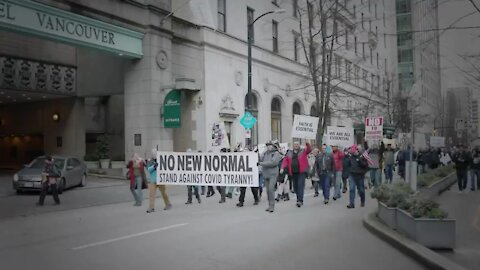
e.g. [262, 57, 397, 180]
[13, 156, 87, 194]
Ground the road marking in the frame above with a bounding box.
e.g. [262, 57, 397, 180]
[473, 207, 480, 232]
[72, 223, 188, 250]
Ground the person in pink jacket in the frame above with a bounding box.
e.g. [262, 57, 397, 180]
[281, 141, 312, 207]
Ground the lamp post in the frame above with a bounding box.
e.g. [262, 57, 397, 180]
[246, 9, 285, 148]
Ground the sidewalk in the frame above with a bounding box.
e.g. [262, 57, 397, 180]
[436, 180, 480, 270]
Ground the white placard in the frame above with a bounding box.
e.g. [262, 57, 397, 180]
[430, 136, 445, 148]
[156, 152, 259, 187]
[365, 116, 384, 142]
[291, 115, 319, 140]
[325, 126, 354, 148]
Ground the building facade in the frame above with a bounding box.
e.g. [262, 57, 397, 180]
[394, 0, 442, 134]
[0, 0, 396, 168]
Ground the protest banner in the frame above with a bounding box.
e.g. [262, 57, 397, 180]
[430, 136, 445, 148]
[325, 126, 354, 148]
[365, 116, 383, 142]
[156, 151, 259, 187]
[291, 115, 319, 140]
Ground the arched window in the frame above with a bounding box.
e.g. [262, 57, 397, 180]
[244, 94, 259, 146]
[271, 97, 282, 141]
[293, 102, 302, 116]
[310, 105, 317, 117]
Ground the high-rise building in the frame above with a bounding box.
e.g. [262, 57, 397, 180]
[394, 0, 442, 133]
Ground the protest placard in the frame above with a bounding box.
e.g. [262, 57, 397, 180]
[291, 115, 319, 140]
[325, 126, 354, 148]
[430, 136, 445, 148]
[156, 152, 259, 187]
[365, 116, 384, 142]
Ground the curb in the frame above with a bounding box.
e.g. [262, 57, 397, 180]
[88, 174, 126, 180]
[363, 212, 467, 270]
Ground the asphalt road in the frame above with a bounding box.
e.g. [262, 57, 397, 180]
[0, 178, 425, 270]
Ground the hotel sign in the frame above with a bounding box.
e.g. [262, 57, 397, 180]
[0, 0, 143, 58]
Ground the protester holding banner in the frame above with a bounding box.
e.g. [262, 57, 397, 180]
[342, 148, 351, 193]
[127, 153, 148, 207]
[185, 149, 201, 205]
[281, 141, 312, 207]
[345, 145, 369, 209]
[146, 149, 172, 213]
[259, 141, 283, 213]
[315, 144, 334, 204]
[276, 144, 291, 202]
[332, 145, 344, 200]
[237, 148, 260, 207]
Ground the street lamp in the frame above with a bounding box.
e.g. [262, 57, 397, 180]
[246, 9, 285, 148]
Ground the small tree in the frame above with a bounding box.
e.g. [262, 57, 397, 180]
[96, 135, 111, 160]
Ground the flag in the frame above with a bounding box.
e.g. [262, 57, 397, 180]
[362, 149, 376, 166]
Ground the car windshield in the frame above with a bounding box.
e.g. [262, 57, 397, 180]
[29, 158, 65, 169]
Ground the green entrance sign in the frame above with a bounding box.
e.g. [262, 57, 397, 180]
[0, 0, 143, 58]
[163, 90, 181, 128]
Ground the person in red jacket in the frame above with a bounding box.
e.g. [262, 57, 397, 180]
[281, 141, 312, 207]
[332, 145, 345, 200]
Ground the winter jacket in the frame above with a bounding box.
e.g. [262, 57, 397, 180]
[147, 159, 158, 184]
[368, 149, 380, 169]
[471, 150, 480, 170]
[128, 160, 148, 188]
[345, 153, 369, 177]
[281, 143, 312, 175]
[307, 154, 319, 181]
[260, 149, 283, 179]
[315, 152, 334, 176]
[342, 154, 351, 179]
[452, 151, 471, 171]
[332, 150, 344, 171]
[383, 150, 395, 165]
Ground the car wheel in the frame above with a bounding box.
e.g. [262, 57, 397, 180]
[58, 179, 66, 194]
[79, 174, 86, 187]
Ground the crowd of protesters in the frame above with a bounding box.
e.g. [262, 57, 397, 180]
[116, 140, 479, 214]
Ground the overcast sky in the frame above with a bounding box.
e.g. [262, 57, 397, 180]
[438, 0, 480, 96]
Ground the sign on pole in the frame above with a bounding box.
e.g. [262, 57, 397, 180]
[291, 115, 319, 140]
[240, 112, 257, 129]
[429, 136, 445, 148]
[325, 126, 354, 148]
[365, 116, 384, 142]
[156, 151, 259, 187]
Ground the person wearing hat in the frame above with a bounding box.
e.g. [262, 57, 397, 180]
[331, 145, 344, 201]
[345, 144, 369, 208]
[259, 140, 282, 212]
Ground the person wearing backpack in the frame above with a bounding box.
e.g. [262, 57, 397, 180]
[37, 156, 61, 206]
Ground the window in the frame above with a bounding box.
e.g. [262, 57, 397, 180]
[385, 58, 388, 73]
[376, 52, 379, 68]
[345, 60, 352, 82]
[272, 20, 279, 53]
[370, 47, 373, 64]
[398, 49, 413, 62]
[293, 0, 298, 18]
[383, 12, 386, 27]
[363, 70, 368, 88]
[396, 14, 412, 32]
[368, 0, 371, 12]
[354, 36, 357, 54]
[335, 55, 342, 78]
[361, 13, 364, 28]
[384, 33, 386, 48]
[217, 0, 226, 32]
[271, 98, 282, 141]
[371, 74, 375, 91]
[293, 33, 300, 61]
[362, 42, 365, 60]
[293, 102, 302, 116]
[245, 94, 259, 146]
[345, 28, 349, 49]
[247, 7, 255, 43]
[310, 105, 317, 117]
[353, 5, 356, 17]
[397, 32, 413, 47]
[369, 20, 372, 31]
[396, 0, 411, 14]
[354, 65, 360, 85]
[334, 20, 338, 43]
[375, 26, 378, 36]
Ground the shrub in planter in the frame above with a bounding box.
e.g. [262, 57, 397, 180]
[371, 184, 392, 203]
[96, 135, 111, 169]
[407, 198, 448, 219]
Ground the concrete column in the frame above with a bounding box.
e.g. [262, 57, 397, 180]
[124, 32, 173, 160]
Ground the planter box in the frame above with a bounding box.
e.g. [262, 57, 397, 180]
[377, 201, 397, 230]
[100, 159, 110, 169]
[396, 208, 456, 249]
[85, 161, 99, 169]
[418, 173, 456, 200]
[111, 161, 126, 169]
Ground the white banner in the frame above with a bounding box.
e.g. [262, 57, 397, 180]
[325, 126, 354, 148]
[156, 152, 259, 187]
[291, 115, 319, 140]
[430, 136, 445, 148]
[365, 116, 384, 142]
